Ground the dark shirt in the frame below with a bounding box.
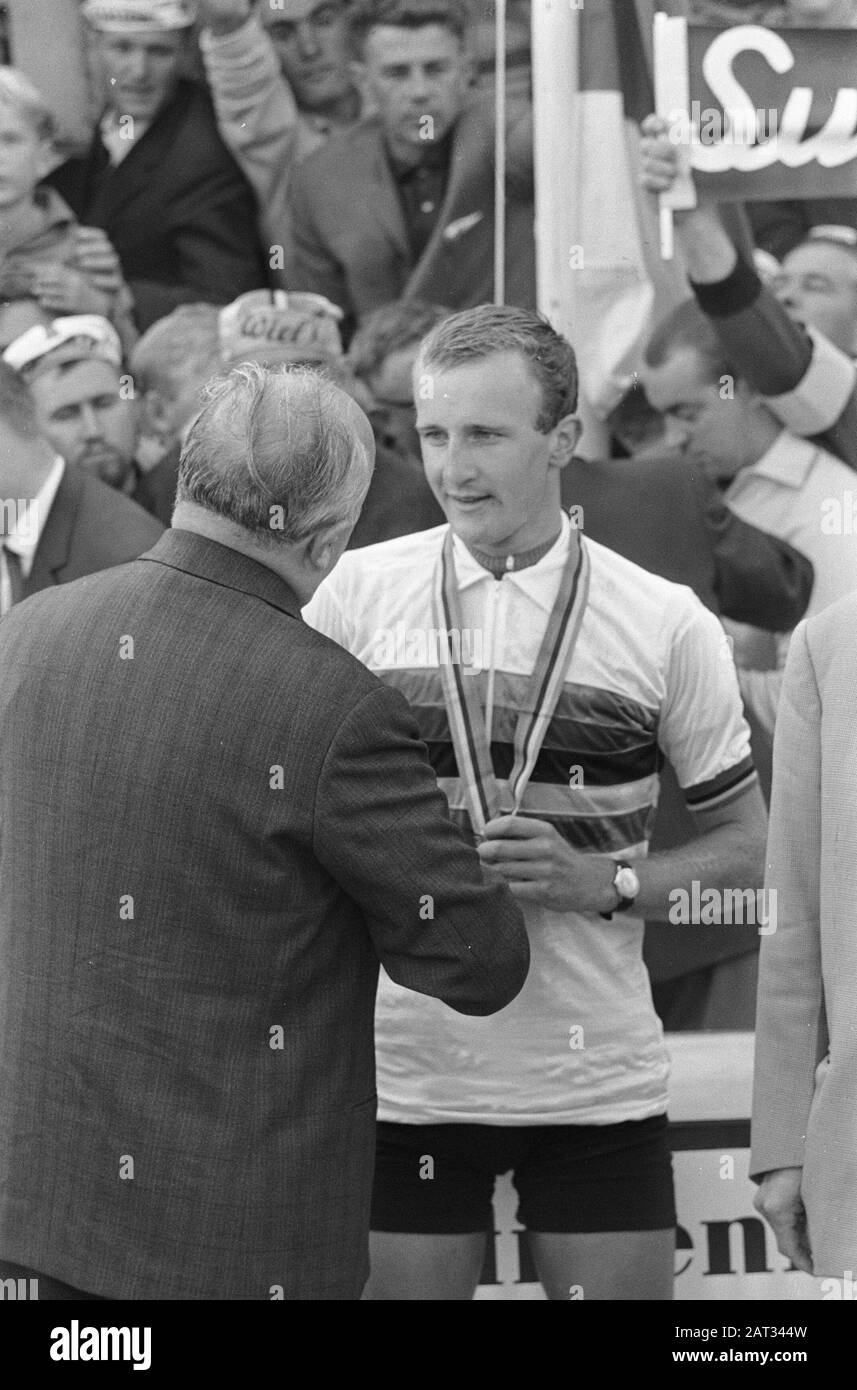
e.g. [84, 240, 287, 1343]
[386, 133, 453, 262]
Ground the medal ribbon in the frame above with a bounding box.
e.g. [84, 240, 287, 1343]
[432, 526, 591, 836]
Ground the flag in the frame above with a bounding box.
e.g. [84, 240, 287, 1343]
[532, 0, 689, 417]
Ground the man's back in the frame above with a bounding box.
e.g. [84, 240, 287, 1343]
[0, 528, 527, 1299]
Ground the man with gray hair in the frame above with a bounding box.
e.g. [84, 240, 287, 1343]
[0, 362, 529, 1300]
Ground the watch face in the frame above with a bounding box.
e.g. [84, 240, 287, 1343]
[615, 866, 640, 899]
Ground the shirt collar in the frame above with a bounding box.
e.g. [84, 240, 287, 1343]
[100, 110, 151, 165]
[450, 512, 573, 612]
[4, 455, 65, 578]
[386, 129, 453, 181]
[728, 430, 819, 495]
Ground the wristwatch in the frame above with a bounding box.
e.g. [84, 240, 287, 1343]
[599, 860, 641, 920]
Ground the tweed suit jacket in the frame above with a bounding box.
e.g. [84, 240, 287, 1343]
[0, 529, 528, 1300]
[750, 593, 857, 1275]
[288, 98, 536, 325]
[24, 460, 163, 598]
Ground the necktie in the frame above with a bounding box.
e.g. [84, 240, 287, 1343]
[1, 543, 25, 615]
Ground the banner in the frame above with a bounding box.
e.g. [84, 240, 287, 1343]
[657, 18, 857, 202]
[475, 1033, 823, 1301]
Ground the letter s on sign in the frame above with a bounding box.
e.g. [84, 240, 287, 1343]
[692, 25, 794, 175]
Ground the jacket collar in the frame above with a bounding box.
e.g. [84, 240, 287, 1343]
[139, 528, 304, 619]
[362, 109, 468, 263]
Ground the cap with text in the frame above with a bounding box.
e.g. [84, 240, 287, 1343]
[218, 290, 344, 368]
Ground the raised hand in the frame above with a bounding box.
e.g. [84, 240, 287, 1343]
[639, 113, 681, 195]
[31, 262, 113, 318]
[73, 226, 127, 296]
[197, 0, 254, 36]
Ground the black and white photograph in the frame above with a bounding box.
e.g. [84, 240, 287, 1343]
[0, 0, 853, 1360]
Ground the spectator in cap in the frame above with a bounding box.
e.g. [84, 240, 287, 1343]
[198, 1, 368, 279]
[4, 314, 175, 524]
[0, 358, 161, 619]
[47, 0, 270, 332]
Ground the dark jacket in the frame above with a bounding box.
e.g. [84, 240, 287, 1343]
[48, 80, 270, 331]
[0, 529, 528, 1299]
[24, 460, 163, 598]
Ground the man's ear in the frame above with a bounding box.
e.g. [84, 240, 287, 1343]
[304, 517, 355, 574]
[548, 413, 582, 471]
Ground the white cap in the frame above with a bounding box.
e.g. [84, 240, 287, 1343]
[3, 315, 123, 380]
[82, 0, 197, 33]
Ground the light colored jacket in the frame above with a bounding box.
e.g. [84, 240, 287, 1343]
[199, 16, 365, 281]
[750, 592, 857, 1276]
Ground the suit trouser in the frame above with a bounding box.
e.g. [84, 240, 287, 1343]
[0, 1258, 106, 1300]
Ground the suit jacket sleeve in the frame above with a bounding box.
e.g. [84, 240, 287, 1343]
[750, 620, 828, 1179]
[312, 681, 530, 1015]
[200, 17, 303, 206]
[692, 258, 857, 472]
[199, 15, 318, 281]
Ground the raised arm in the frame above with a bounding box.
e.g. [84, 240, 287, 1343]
[639, 114, 857, 472]
[198, 0, 317, 276]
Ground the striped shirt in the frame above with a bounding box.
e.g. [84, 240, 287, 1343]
[304, 517, 755, 1124]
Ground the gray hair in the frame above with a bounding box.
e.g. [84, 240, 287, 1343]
[176, 361, 374, 544]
